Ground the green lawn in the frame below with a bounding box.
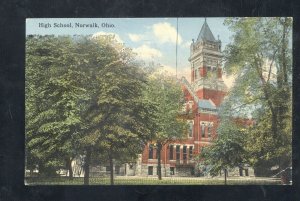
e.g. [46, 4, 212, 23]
[25, 176, 282, 185]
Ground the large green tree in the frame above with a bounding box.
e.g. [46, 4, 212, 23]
[222, 17, 292, 175]
[73, 36, 157, 185]
[197, 17, 292, 180]
[198, 119, 249, 184]
[26, 35, 157, 185]
[144, 73, 187, 180]
[26, 35, 86, 178]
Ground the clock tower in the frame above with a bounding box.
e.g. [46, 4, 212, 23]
[188, 19, 227, 106]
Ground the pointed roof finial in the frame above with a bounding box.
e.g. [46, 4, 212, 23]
[205, 17, 207, 23]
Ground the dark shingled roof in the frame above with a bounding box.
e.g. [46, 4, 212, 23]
[196, 19, 216, 42]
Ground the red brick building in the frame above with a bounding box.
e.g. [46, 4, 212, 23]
[135, 20, 230, 177]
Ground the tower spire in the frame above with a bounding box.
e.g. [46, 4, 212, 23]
[197, 18, 216, 42]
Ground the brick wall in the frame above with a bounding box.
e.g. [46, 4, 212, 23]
[195, 88, 226, 106]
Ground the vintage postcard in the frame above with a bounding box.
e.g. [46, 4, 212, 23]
[25, 17, 292, 185]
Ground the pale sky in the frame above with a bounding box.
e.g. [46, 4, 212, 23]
[26, 18, 235, 88]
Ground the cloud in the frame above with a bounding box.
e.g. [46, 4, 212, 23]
[133, 45, 162, 60]
[92, 32, 123, 43]
[128, 33, 144, 42]
[152, 22, 182, 44]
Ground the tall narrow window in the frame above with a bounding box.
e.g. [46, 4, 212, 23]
[169, 145, 174, 160]
[149, 144, 153, 159]
[189, 146, 193, 159]
[208, 123, 212, 138]
[188, 121, 193, 137]
[183, 146, 187, 161]
[176, 145, 180, 161]
[201, 123, 205, 137]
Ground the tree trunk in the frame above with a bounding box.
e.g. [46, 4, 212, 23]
[254, 62, 278, 138]
[157, 142, 162, 180]
[224, 169, 227, 185]
[109, 154, 114, 185]
[66, 158, 73, 180]
[84, 148, 91, 185]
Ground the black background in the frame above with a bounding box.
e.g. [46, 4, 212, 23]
[0, 0, 299, 200]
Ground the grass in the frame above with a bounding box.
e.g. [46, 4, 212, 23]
[25, 176, 282, 185]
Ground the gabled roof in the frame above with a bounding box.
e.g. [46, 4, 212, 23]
[196, 19, 216, 42]
[198, 99, 217, 110]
